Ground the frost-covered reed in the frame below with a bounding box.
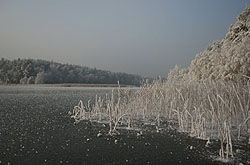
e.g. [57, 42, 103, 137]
[70, 77, 250, 136]
[70, 77, 250, 160]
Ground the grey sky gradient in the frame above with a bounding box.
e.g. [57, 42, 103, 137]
[0, 0, 249, 78]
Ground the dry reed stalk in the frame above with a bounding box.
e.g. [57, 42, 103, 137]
[70, 76, 249, 161]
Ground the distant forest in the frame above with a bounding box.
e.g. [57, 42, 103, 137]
[0, 58, 144, 86]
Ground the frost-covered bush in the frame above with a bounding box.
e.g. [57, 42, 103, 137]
[167, 65, 189, 83]
[189, 6, 250, 81]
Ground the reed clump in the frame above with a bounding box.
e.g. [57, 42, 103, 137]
[70, 77, 250, 137]
[70, 77, 250, 161]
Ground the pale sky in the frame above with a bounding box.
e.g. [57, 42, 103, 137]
[0, 0, 249, 77]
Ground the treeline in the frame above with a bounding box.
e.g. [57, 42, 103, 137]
[0, 58, 144, 86]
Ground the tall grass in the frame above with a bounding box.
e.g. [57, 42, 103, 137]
[70, 78, 250, 161]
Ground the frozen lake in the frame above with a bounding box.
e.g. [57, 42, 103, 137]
[0, 85, 235, 164]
